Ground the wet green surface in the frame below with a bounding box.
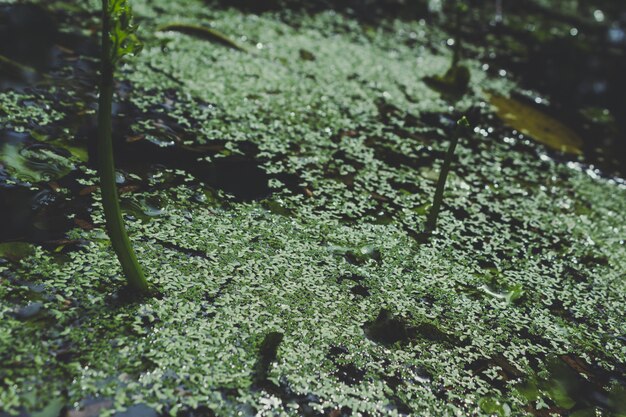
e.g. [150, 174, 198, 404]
[1, 0, 626, 416]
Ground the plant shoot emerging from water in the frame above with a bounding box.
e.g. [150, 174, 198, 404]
[98, 0, 148, 294]
[425, 116, 470, 234]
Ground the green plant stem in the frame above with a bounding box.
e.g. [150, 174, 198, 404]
[98, 0, 149, 294]
[425, 118, 468, 234]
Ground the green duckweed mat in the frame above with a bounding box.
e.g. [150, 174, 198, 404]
[1, 1, 625, 416]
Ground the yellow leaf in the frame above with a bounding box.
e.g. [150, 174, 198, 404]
[489, 95, 583, 154]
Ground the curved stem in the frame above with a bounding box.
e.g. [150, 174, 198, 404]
[98, 0, 149, 294]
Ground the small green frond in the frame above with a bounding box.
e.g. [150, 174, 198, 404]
[107, 0, 142, 65]
[457, 116, 470, 128]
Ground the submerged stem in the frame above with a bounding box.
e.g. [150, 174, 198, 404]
[425, 116, 469, 234]
[97, 0, 148, 294]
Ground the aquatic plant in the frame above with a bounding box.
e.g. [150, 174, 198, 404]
[425, 116, 470, 233]
[3, 1, 626, 414]
[424, 0, 471, 94]
[97, 0, 148, 294]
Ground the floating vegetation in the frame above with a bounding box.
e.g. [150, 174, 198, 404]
[0, 0, 625, 416]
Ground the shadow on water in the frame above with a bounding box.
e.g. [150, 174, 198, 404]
[108, 133, 272, 202]
[363, 308, 465, 347]
[90, 96, 274, 202]
[0, 4, 58, 88]
[0, 186, 72, 243]
[0, 3, 100, 88]
[0, 128, 88, 244]
[0, 131, 81, 244]
[0, 111, 276, 243]
[515, 355, 626, 416]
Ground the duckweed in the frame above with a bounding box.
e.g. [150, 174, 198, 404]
[0, 0, 625, 416]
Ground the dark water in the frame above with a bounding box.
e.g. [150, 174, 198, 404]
[481, 1, 626, 175]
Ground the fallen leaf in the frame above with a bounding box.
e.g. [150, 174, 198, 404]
[490, 94, 583, 154]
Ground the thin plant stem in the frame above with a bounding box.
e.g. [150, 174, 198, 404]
[425, 117, 469, 234]
[97, 0, 149, 294]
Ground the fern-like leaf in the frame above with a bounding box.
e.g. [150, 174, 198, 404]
[107, 0, 142, 66]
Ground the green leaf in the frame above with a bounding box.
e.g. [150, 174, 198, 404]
[157, 23, 249, 53]
[107, 0, 142, 65]
[478, 396, 511, 416]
